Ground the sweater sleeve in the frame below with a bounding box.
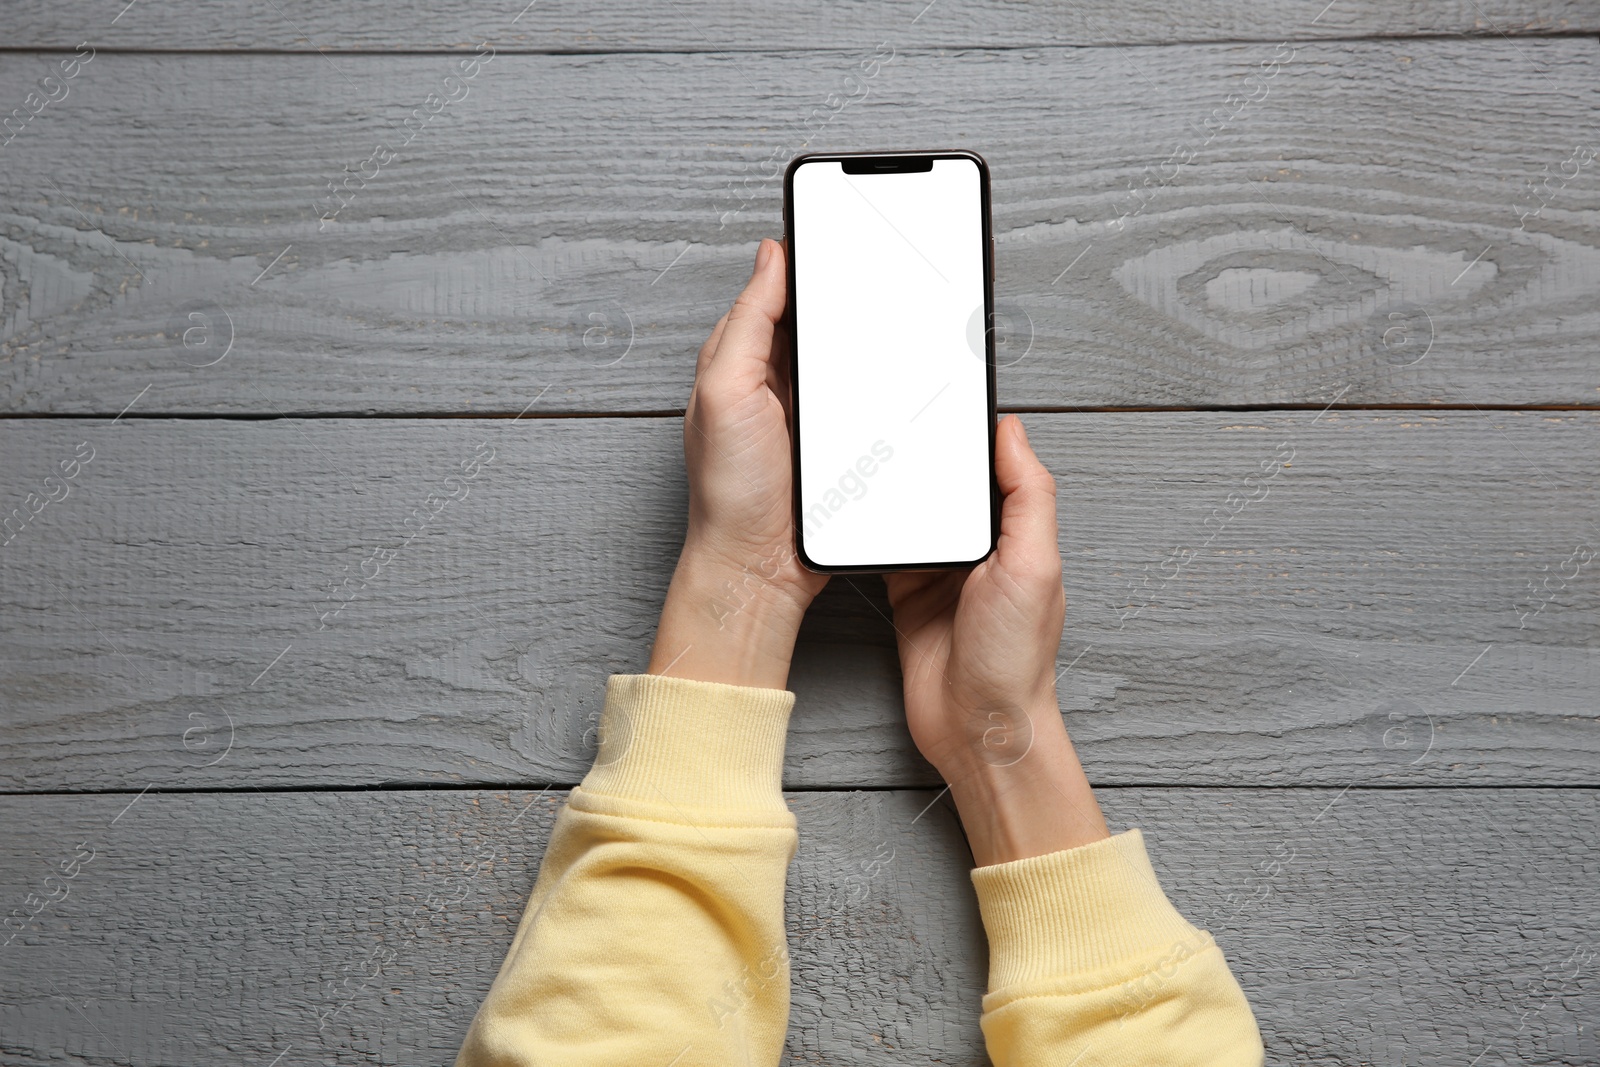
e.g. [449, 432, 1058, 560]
[971, 829, 1264, 1067]
[455, 673, 798, 1067]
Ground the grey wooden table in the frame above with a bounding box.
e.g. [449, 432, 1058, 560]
[2, 3, 1598, 1064]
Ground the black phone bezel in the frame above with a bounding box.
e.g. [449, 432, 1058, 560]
[781, 149, 1001, 575]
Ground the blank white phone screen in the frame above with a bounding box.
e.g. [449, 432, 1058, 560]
[792, 158, 992, 569]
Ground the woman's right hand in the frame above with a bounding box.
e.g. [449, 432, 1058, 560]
[885, 415, 1108, 866]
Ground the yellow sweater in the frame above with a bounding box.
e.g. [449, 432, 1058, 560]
[456, 674, 1263, 1066]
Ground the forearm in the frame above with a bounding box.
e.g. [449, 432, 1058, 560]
[456, 234, 817, 1065]
[940, 708, 1110, 867]
[945, 711, 1262, 1067]
[455, 674, 799, 1067]
[647, 537, 810, 690]
[972, 830, 1263, 1067]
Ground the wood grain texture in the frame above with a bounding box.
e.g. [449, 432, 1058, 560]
[2, 413, 1595, 792]
[1, 788, 1595, 1065]
[6, 0, 1597, 51]
[1, 41, 1596, 414]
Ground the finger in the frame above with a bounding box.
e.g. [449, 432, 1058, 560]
[707, 237, 786, 383]
[994, 415, 1060, 571]
[885, 567, 965, 626]
[695, 308, 731, 382]
[884, 569, 935, 612]
[753, 238, 793, 412]
[767, 311, 793, 423]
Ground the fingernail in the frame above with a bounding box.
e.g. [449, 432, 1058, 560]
[754, 238, 773, 274]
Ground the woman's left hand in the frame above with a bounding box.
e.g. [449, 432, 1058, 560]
[647, 237, 828, 689]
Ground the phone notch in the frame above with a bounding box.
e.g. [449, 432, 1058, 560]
[840, 156, 934, 174]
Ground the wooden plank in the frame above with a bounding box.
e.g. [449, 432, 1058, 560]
[1, 412, 1595, 792]
[6, 0, 1596, 51]
[1, 41, 1596, 414]
[0, 787, 1595, 1064]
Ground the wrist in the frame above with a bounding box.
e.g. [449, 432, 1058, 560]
[683, 532, 814, 620]
[647, 542, 812, 690]
[941, 711, 1110, 867]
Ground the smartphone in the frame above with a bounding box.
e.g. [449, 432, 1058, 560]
[782, 150, 999, 574]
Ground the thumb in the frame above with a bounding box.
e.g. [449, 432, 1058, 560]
[994, 415, 1060, 567]
[709, 238, 786, 378]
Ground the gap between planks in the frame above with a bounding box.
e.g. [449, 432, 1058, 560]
[2, 31, 1599, 57]
[4, 783, 1597, 799]
[5, 403, 1600, 422]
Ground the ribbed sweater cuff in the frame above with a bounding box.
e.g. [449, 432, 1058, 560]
[577, 673, 794, 814]
[971, 828, 1201, 993]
